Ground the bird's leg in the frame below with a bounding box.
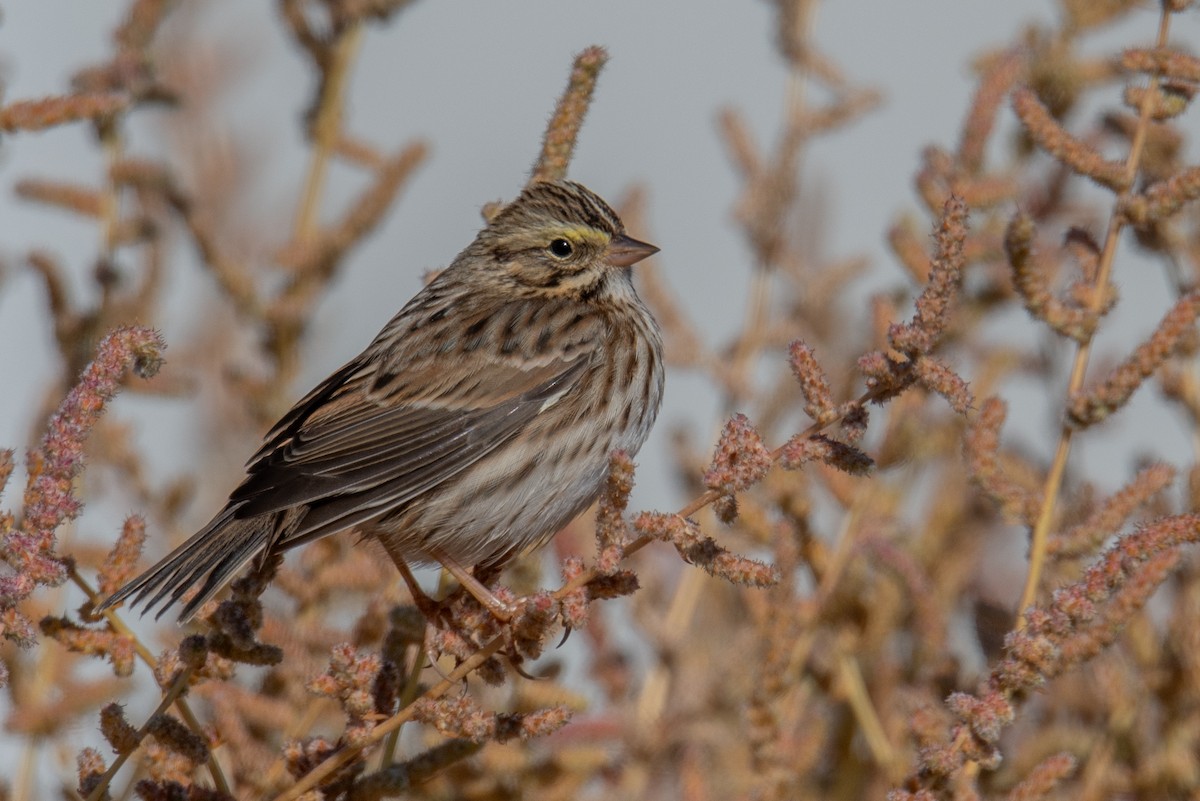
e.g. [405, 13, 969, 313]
[384, 549, 446, 623]
[427, 545, 515, 622]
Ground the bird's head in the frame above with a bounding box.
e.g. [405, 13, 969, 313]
[474, 180, 659, 300]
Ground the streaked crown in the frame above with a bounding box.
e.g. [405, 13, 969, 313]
[491, 180, 624, 237]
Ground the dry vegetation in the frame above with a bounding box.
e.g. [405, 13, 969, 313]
[4, 0, 1200, 799]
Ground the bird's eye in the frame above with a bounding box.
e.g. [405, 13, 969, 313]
[548, 238, 574, 259]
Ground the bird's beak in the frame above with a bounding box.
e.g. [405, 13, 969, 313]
[606, 233, 660, 267]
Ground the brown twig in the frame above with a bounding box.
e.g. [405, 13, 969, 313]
[1016, 5, 1176, 626]
[529, 46, 608, 185]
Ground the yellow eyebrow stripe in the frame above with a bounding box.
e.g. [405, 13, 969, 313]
[561, 226, 610, 248]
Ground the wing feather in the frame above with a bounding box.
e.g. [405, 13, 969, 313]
[227, 332, 598, 539]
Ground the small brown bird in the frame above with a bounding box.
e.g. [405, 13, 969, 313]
[101, 180, 663, 622]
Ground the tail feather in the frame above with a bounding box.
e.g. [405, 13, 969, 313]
[100, 507, 275, 624]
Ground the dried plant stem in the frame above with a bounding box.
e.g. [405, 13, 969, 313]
[292, 22, 365, 244]
[624, 567, 707, 800]
[272, 637, 506, 801]
[596, 384, 889, 590]
[728, 60, 811, 404]
[85, 667, 196, 801]
[69, 566, 231, 796]
[529, 46, 608, 184]
[634, 565, 706, 731]
[16, 740, 37, 801]
[379, 637, 425, 767]
[729, 261, 776, 408]
[262, 607, 412, 790]
[1016, 6, 1174, 627]
[259, 697, 329, 791]
[780, 493, 868, 685]
[637, 139, 811, 731]
[815, 495, 865, 607]
[99, 128, 124, 256]
[1077, 738, 1114, 800]
[1156, 201, 1200, 461]
[837, 654, 898, 776]
[16, 586, 66, 801]
[1183, 369, 1200, 460]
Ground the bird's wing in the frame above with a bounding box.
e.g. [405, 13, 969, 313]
[226, 320, 600, 547]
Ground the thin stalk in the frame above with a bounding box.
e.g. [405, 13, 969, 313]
[270, 636, 505, 801]
[1015, 7, 1173, 626]
[838, 654, 898, 776]
[71, 568, 231, 796]
[86, 668, 196, 801]
[379, 638, 426, 767]
[559, 382, 891, 600]
[634, 566, 705, 731]
[258, 697, 329, 793]
[292, 23, 365, 244]
[98, 121, 123, 258]
[726, 65, 811, 408]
